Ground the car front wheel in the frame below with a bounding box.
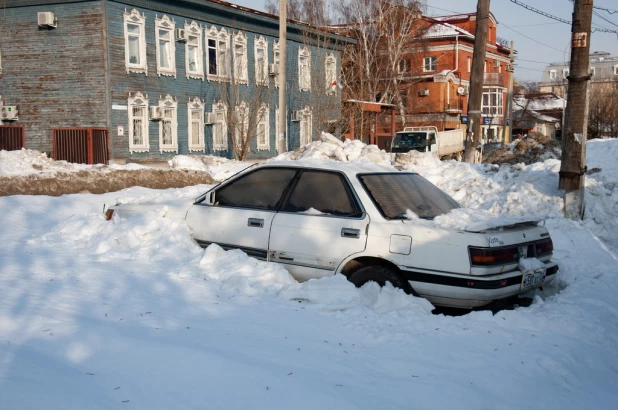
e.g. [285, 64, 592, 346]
[348, 266, 411, 294]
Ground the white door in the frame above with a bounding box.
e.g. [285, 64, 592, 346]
[187, 167, 297, 260]
[269, 170, 369, 281]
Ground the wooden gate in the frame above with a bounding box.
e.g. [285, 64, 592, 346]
[0, 126, 25, 151]
[52, 128, 109, 165]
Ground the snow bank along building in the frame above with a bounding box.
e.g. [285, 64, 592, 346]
[0, 0, 350, 164]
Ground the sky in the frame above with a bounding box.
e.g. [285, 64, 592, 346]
[233, 0, 618, 82]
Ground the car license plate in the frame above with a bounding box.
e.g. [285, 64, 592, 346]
[521, 269, 546, 290]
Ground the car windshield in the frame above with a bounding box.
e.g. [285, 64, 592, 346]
[358, 173, 460, 219]
[392, 132, 426, 149]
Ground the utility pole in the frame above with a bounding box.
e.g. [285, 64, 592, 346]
[559, 0, 593, 220]
[464, 0, 491, 163]
[501, 40, 515, 145]
[277, 0, 288, 154]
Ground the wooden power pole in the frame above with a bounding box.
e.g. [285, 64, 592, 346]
[278, 0, 288, 154]
[559, 0, 593, 220]
[464, 0, 491, 163]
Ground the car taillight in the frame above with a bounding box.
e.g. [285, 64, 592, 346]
[469, 247, 518, 266]
[105, 209, 115, 221]
[535, 238, 553, 255]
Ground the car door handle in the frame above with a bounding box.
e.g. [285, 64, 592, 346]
[341, 228, 360, 239]
[248, 218, 264, 228]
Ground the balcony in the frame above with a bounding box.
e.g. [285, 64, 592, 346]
[484, 73, 505, 87]
[444, 99, 462, 113]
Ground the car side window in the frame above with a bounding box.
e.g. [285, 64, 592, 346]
[282, 171, 359, 216]
[215, 168, 297, 210]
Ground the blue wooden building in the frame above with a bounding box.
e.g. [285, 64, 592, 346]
[0, 0, 350, 163]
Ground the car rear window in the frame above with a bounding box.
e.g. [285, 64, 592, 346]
[358, 173, 460, 219]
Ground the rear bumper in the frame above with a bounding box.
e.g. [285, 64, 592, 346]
[401, 262, 559, 309]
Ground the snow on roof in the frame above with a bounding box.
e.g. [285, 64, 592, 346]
[513, 94, 566, 111]
[424, 21, 474, 39]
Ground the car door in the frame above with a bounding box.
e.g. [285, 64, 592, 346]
[268, 170, 369, 281]
[186, 167, 298, 260]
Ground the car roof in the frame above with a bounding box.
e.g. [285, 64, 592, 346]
[258, 159, 400, 178]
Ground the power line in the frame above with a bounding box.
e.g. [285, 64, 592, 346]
[568, 0, 618, 15]
[593, 10, 618, 29]
[500, 22, 565, 53]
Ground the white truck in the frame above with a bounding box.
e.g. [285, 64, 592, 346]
[391, 126, 465, 161]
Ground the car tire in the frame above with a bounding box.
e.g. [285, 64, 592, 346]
[349, 266, 411, 294]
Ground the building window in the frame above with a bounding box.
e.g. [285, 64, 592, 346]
[549, 70, 557, 80]
[299, 106, 313, 145]
[256, 104, 270, 151]
[123, 9, 147, 75]
[206, 26, 230, 81]
[423, 56, 437, 72]
[232, 31, 248, 84]
[158, 95, 178, 153]
[212, 102, 228, 151]
[185, 22, 204, 80]
[562, 68, 569, 79]
[481, 87, 504, 117]
[467, 56, 471, 72]
[325, 53, 337, 93]
[590, 67, 596, 77]
[273, 41, 280, 87]
[255, 36, 269, 85]
[299, 46, 311, 91]
[275, 106, 288, 152]
[155, 15, 176, 77]
[398, 58, 410, 73]
[614, 64, 618, 75]
[188, 97, 205, 152]
[128, 92, 149, 153]
[233, 102, 249, 148]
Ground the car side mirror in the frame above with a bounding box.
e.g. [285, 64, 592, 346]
[206, 191, 216, 205]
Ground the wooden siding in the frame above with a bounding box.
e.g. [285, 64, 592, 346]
[0, 2, 107, 154]
[107, 1, 342, 161]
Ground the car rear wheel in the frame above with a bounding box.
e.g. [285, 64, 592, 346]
[348, 266, 411, 294]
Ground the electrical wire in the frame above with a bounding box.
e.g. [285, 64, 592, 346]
[568, 0, 618, 15]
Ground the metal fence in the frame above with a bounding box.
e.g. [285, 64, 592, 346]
[52, 128, 109, 165]
[0, 126, 25, 151]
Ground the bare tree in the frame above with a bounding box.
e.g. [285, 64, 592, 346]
[588, 87, 618, 139]
[265, 0, 331, 26]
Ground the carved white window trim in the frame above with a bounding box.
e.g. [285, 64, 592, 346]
[124, 9, 148, 75]
[254, 36, 269, 85]
[256, 103, 270, 151]
[128, 92, 150, 153]
[299, 106, 313, 146]
[273, 40, 280, 87]
[549, 69, 557, 80]
[325, 53, 337, 94]
[212, 102, 228, 151]
[232, 31, 248, 84]
[298, 46, 311, 92]
[188, 97, 205, 152]
[155, 15, 176, 77]
[185, 22, 204, 80]
[206, 26, 230, 82]
[158, 95, 178, 153]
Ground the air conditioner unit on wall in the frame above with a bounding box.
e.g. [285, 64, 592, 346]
[38, 12, 57, 28]
[175, 29, 187, 42]
[150, 106, 162, 121]
[418, 89, 429, 97]
[268, 64, 279, 76]
[1, 106, 19, 121]
[204, 113, 216, 124]
[291, 110, 303, 122]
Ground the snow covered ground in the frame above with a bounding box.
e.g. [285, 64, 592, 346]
[1, 138, 618, 409]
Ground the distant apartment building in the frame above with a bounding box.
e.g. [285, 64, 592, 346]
[539, 51, 618, 97]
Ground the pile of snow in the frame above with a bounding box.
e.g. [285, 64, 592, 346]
[484, 133, 562, 165]
[2, 139, 618, 409]
[0, 149, 107, 176]
[168, 155, 250, 181]
[274, 132, 392, 165]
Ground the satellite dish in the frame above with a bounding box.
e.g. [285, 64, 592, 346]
[337, 80, 344, 89]
[457, 86, 466, 95]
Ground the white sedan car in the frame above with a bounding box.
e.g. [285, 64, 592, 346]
[107, 161, 558, 309]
